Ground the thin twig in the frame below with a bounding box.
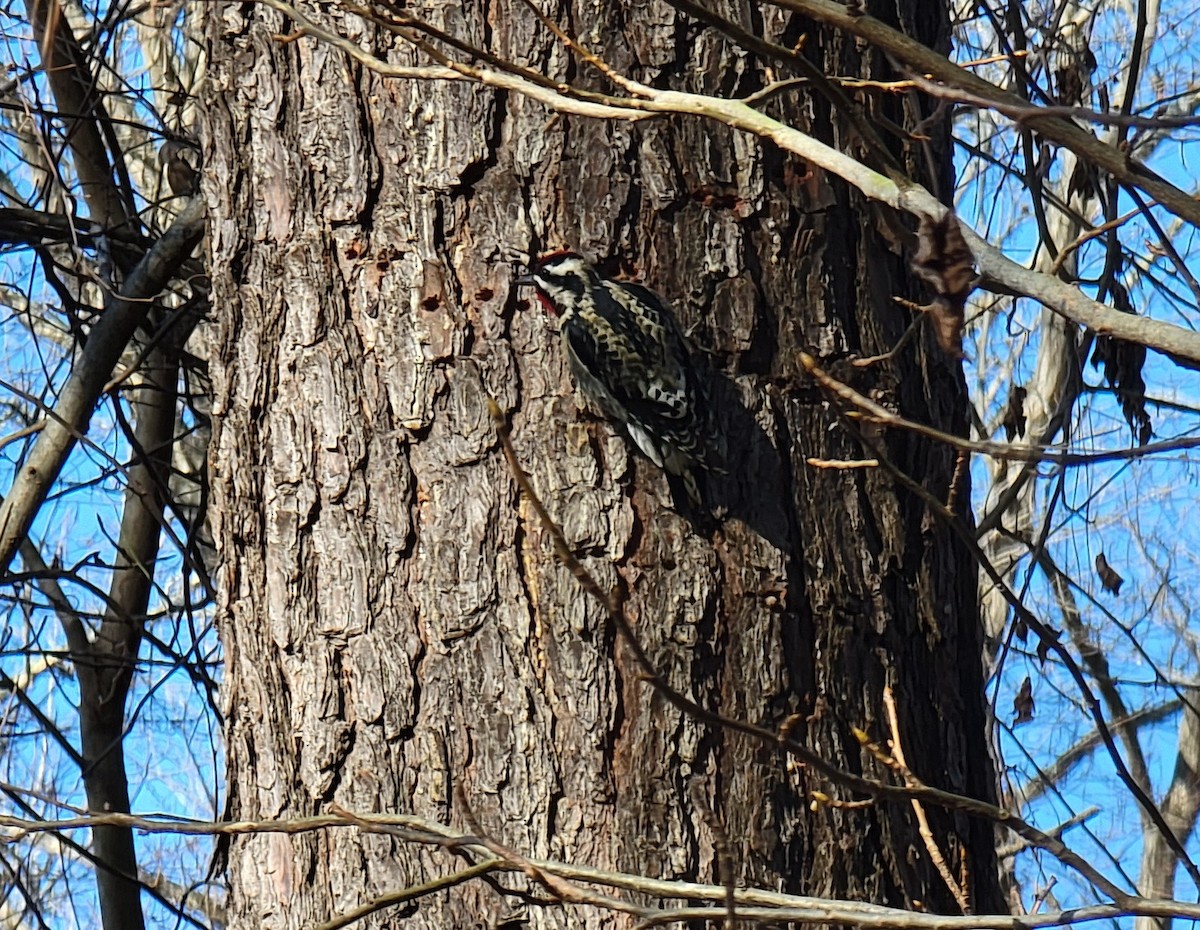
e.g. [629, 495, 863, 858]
[883, 688, 970, 914]
[801, 353, 1200, 466]
[312, 860, 504, 930]
[688, 779, 737, 930]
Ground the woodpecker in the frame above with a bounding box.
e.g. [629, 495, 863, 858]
[518, 250, 721, 505]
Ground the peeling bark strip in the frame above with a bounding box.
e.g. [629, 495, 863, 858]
[206, 0, 1004, 926]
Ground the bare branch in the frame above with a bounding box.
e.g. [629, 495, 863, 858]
[761, 0, 1200, 229]
[5, 807, 1200, 927]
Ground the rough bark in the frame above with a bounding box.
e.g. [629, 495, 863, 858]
[204, 0, 1005, 926]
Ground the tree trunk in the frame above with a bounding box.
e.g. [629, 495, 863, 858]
[204, 0, 1005, 925]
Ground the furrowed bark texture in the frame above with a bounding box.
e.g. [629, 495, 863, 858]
[205, 0, 1005, 925]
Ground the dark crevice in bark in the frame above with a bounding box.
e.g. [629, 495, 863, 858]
[354, 69, 384, 234]
[511, 515, 542, 681]
[614, 143, 645, 262]
[736, 249, 777, 376]
[451, 96, 507, 201]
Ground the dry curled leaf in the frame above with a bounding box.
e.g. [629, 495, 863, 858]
[911, 213, 976, 358]
[1002, 385, 1028, 441]
[1056, 65, 1084, 108]
[1095, 553, 1124, 596]
[1056, 43, 1096, 106]
[1068, 158, 1098, 201]
[159, 140, 201, 196]
[1036, 624, 1062, 664]
[1091, 274, 1152, 445]
[1013, 676, 1035, 725]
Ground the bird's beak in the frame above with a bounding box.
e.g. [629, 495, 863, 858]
[515, 271, 536, 287]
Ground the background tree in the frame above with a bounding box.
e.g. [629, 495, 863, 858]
[957, 1, 1200, 920]
[0, 0, 216, 926]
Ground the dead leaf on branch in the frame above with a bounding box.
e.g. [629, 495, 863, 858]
[1068, 158, 1098, 201]
[159, 140, 201, 197]
[1036, 624, 1063, 665]
[1002, 385, 1028, 441]
[1090, 274, 1153, 445]
[910, 212, 976, 358]
[1013, 676, 1035, 725]
[1055, 44, 1095, 108]
[1095, 553, 1124, 596]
